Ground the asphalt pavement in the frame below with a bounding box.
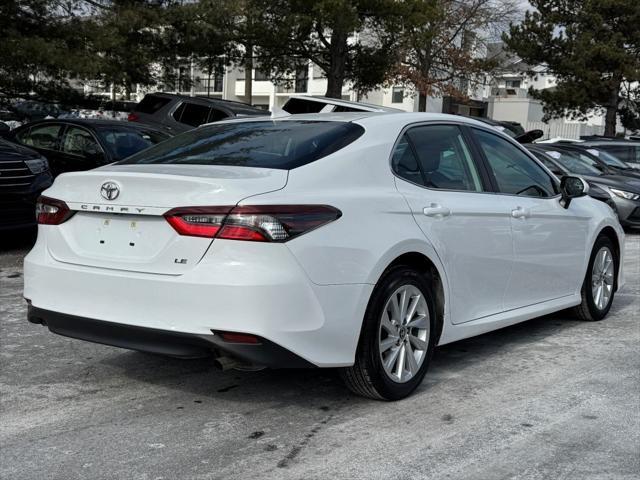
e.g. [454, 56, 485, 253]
[1, 230, 638, 480]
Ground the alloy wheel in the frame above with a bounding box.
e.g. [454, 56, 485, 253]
[591, 246, 614, 310]
[378, 285, 430, 383]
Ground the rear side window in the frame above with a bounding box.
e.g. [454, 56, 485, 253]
[598, 145, 638, 163]
[134, 95, 172, 114]
[17, 124, 63, 151]
[119, 120, 365, 170]
[391, 135, 423, 185]
[393, 125, 483, 192]
[173, 102, 210, 127]
[208, 108, 229, 123]
[282, 98, 326, 114]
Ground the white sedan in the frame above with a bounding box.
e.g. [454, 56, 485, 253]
[24, 113, 624, 400]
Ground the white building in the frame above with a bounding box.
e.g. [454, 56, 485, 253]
[81, 43, 607, 140]
[485, 43, 606, 139]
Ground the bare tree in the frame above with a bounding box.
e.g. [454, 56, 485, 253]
[393, 0, 520, 111]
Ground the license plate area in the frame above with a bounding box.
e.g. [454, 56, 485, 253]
[48, 212, 213, 274]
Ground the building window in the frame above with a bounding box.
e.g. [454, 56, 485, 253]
[295, 65, 308, 93]
[313, 66, 326, 79]
[254, 67, 270, 81]
[505, 79, 521, 88]
[392, 87, 404, 103]
[213, 70, 224, 92]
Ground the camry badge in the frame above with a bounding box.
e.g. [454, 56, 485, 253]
[100, 181, 120, 201]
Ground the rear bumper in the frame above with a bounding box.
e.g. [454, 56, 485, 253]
[27, 305, 315, 367]
[24, 234, 372, 367]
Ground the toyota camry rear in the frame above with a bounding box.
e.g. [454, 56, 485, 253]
[24, 113, 623, 400]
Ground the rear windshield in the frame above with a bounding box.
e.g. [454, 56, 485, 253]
[118, 120, 365, 170]
[134, 95, 172, 114]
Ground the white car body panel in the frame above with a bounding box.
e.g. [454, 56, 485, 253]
[24, 112, 625, 368]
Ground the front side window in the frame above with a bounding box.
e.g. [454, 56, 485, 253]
[395, 125, 483, 192]
[18, 124, 63, 151]
[61, 127, 103, 158]
[119, 120, 364, 170]
[474, 128, 557, 197]
[532, 152, 564, 176]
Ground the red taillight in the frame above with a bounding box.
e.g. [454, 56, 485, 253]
[164, 206, 233, 238]
[164, 205, 341, 241]
[218, 332, 260, 344]
[127, 112, 139, 122]
[35, 196, 74, 225]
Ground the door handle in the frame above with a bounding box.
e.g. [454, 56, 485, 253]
[511, 206, 529, 219]
[423, 204, 451, 217]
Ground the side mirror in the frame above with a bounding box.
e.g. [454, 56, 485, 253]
[515, 129, 544, 144]
[560, 175, 589, 209]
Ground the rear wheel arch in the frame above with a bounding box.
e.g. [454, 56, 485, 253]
[373, 252, 445, 345]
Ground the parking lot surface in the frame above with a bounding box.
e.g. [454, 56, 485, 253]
[1, 232, 638, 480]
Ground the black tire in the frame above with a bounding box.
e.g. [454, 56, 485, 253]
[340, 265, 437, 400]
[573, 234, 618, 321]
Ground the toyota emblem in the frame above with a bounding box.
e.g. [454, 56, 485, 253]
[100, 181, 120, 201]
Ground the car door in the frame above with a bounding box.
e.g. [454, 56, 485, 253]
[58, 126, 107, 174]
[14, 123, 65, 175]
[471, 127, 590, 310]
[393, 123, 514, 325]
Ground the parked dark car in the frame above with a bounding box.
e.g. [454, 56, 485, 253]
[574, 139, 640, 169]
[527, 144, 640, 228]
[12, 100, 63, 122]
[551, 143, 640, 179]
[127, 93, 269, 134]
[468, 117, 526, 138]
[0, 139, 53, 231]
[5, 119, 171, 177]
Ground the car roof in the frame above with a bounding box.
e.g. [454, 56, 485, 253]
[580, 139, 639, 146]
[199, 112, 508, 135]
[143, 92, 266, 114]
[19, 118, 168, 132]
[283, 95, 403, 113]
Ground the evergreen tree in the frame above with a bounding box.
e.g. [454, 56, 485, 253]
[503, 0, 640, 136]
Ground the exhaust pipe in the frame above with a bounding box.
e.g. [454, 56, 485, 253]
[214, 356, 243, 371]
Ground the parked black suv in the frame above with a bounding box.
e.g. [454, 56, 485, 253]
[0, 139, 53, 231]
[127, 93, 269, 134]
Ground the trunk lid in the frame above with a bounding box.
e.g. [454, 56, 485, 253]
[43, 164, 287, 275]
